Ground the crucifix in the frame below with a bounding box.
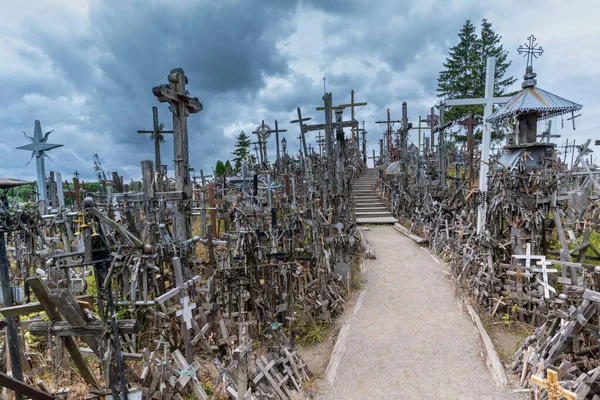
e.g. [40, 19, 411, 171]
[376, 109, 400, 161]
[254, 120, 271, 167]
[16, 120, 63, 214]
[458, 112, 481, 188]
[137, 106, 174, 191]
[268, 120, 287, 168]
[443, 57, 513, 232]
[530, 366, 576, 400]
[410, 116, 429, 157]
[398, 102, 413, 188]
[152, 68, 203, 242]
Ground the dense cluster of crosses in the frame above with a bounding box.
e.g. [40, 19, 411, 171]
[0, 68, 370, 399]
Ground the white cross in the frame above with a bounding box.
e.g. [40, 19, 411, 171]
[532, 257, 558, 299]
[444, 57, 512, 233]
[512, 243, 545, 270]
[176, 295, 196, 330]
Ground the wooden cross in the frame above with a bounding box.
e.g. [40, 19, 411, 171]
[155, 257, 201, 363]
[176, 295, 196, 330]
[207, 183, 226, 237]
[530, 366, 576, 400]
[410, 116, 429, 156]
[443, 57, 512, 231]
[290, 107, 313, 175]
[152, 68, 203, 242]
[268, 120, 287, 167]
[458, 112, 481, 188]
[376, 109, 400, 161]
[137, 106, 173, 191]
[320, 90, 367, 144]
[567, 111, 582, 130]
[532, 258, 558, 299]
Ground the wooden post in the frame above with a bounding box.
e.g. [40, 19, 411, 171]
[73, 177, 81, 210]
[0, 233, 24, 400]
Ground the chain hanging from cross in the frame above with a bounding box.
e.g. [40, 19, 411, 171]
[518, 35, 544, 69]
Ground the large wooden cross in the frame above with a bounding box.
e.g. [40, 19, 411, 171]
[137, 106, 173, 191]
[458, 112, 481, 188]
[152, 68, 203, 242]
[376, 109, 401, 161]
[322, 90, 367, 144]
[268, 120, 287, 167]
[530, 366, 576, 400]
[443, 57, 512, 232]
[207, 183, 226, 238]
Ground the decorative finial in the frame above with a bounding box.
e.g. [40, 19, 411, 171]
[518, 35, 544, 69]
[518, 35, 543, 88]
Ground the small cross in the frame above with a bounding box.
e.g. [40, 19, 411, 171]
[176, 295, 196, 330]
[567, 111, 582, 131]
[518, 35, 544, 69]
[530, 366, 576, 400]
[74, 170, 80, 178]
[532, 257, 558, 299]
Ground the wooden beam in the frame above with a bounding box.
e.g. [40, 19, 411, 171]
[26, 277, 100, 388]
[0, 295, 94, 317]
[0, 371, 56, 400]
[29, 320, 140, 337]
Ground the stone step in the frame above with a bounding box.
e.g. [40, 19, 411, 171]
[355, 211, 393, 218]
[355, 206, 388, 212]
[356, 216, 398, 225]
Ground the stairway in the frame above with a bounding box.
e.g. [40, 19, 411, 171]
[353, 168, 397, 224]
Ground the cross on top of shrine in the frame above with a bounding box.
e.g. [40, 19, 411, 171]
[518, 35, 544, 69]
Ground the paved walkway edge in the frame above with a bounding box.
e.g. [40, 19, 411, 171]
[466, 304, 509, 387]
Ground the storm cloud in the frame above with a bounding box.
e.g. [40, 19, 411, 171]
[1, 0, 598, 182]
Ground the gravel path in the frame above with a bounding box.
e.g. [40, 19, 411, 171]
[316, 225, 519, 400]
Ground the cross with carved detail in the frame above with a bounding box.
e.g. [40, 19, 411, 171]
[530, 365, 576, 400]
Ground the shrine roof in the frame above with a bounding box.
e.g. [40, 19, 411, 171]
[487, 86, 582, 124]
[0, 178, 31, 189]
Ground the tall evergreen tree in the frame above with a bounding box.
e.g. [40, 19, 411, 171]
[215, 160, 226, 177]
[231, 131, 252, 173]
[437, 19, 516, 125]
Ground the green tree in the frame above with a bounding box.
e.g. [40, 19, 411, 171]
[231, 131, 252, 173]
[224, 160, 232, 175]
[437, 19, 517, 125]
[215, 160, 226, 177]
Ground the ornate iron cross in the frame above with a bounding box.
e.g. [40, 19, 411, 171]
[518, 35, 544, 68]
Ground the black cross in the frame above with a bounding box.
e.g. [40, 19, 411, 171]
[518, 35, 544, 69]
[73, 170, 80, 178]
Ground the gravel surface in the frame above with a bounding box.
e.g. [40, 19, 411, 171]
[315, 225, 521, 400]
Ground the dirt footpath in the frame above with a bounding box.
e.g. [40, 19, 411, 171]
[315, 225, 520, 400]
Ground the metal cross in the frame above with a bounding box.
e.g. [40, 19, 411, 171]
[16, 120, 63, 212]
[73, 170, 80, 178]
[137, 106, 174, 189]
[517, 35, 544, 69]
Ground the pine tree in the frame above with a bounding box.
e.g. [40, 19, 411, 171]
[437, 19, 516, 125]
[215, 160, 226, 177]
[231, 131, 252, 174]
[224, 160, 232, 175]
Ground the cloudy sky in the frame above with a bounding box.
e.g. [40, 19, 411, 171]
[1, 0, 599, 183]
